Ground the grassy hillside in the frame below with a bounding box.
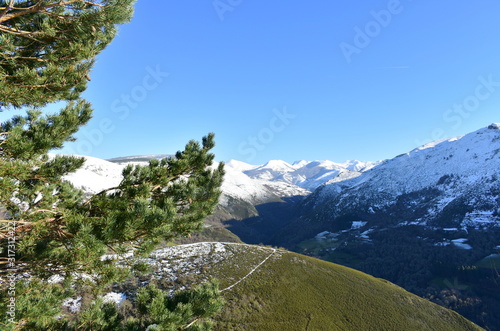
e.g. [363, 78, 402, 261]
[143, 243, 482, 331]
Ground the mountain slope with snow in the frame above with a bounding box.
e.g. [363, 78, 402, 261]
[305, 123, 500, 230]
[59, 151, 377, 246]
[64, 152, 374, 214]
[60, 155, 125, 197]
[242, 159, 380, 191]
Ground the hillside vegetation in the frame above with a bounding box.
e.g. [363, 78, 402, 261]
[141, 242, 483, 330]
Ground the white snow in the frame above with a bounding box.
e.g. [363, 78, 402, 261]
[242, 159, 377, 192]
[55, 150, 379, 212]
[452, 238, 473, 250]
[218, 163, 287, 206]
[152, 242, 227, 260]
[324, 124, 499, 197]
[100, 252, 134, 261]
[226, 159, 259, 172]
[217, 158, 378, 206]
[315, 231, 337, 240]
[351, 221, 367, 229]
[462, 211, 499, 229]
[57, 154, 125, 196]
[102, 292, 126, 306]
[312, 123, 500, 226]
[48, 274, 64, 284]
[63, 297, 82, 313]
[360, 229, 374, 239]
[145, 242, 278, 288]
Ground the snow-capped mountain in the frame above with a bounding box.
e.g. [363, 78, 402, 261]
[61, 123, 500, 242]
[265, 123, 500, 257]
[240, 159, 380, 191]
[305, 123, 500, 231]
[59, 151, 376, 246]
[60, 155, 125, 197]
[60, 152, 374, 216]
[216, 162, 293, 207]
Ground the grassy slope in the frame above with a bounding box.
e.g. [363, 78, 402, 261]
[205, 245, 482, 331]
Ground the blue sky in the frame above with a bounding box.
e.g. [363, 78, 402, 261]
[9, 0, 500, 164]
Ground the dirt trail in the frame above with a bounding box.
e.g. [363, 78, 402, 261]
[220, 245, 277, 292]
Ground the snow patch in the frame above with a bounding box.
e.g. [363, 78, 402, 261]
[351, 221, 367, 230]
[63, 297, 82, 313]
[103, 292, 126, 307]
[452, 238, 472, 250]
[48, 274, 64, 284]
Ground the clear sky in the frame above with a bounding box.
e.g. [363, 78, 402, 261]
[8, 0, 500, 164]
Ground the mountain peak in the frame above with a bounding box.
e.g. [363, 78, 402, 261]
[260, 160, 294, 171]
[487, 122, 500, 130]
[226, 159, 257, 172]
[292, 160, 310, 168]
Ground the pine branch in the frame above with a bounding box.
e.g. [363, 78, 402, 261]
[0, 24, 43, 42]
[11, 82, 58, 88]
[0, 0, 14, 20]
[0, 1, 103, 24]
[15, 56, 49, 62]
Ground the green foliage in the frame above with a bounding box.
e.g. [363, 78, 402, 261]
[130, 280, 223, 331]
[0, 1, 225, 329]
[1, 100, 93, 158]
[0, 130, 225, 328]
[0, 0, 135, 109]
[76, 299, 123, 331]
[0, 280, 71, 330]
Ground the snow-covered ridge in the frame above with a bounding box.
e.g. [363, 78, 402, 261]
[229, 158, 380, 192]
[55, 154, 125, 196]
[217, 158, 379, 205]
[320, 123, 500, 197]
[63, 242, 279, 312]
[58, 153, 377, 208]
[310, 123, 500, 230]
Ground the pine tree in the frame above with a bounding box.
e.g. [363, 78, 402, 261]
[0, 0, 134, 109]
[0, 1, 225, 329]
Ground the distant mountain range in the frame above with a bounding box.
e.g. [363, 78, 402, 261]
[276, 123, 500, 244]
[61, 124, 500, 251]
[59, 123, 500, 330]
